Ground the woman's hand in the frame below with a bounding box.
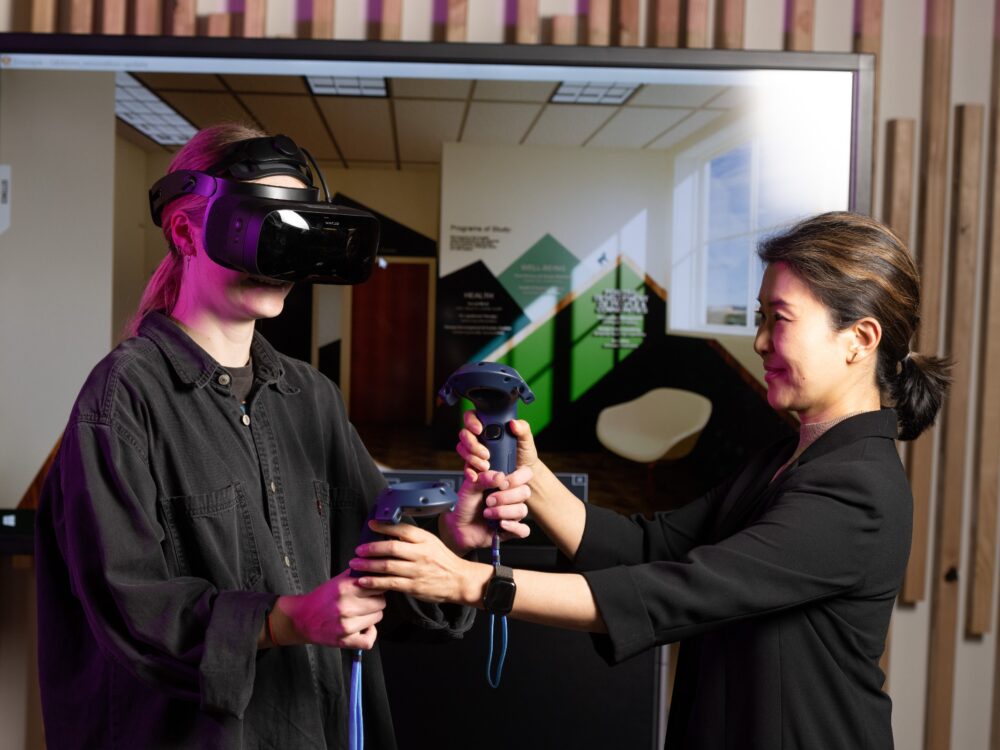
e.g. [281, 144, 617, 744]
[457, 411, 539, 475]
[350, 522, 490, 607]
[271, 569, 387, 650]
[438, 465, 533, 555]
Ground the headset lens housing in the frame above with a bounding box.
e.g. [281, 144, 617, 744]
[257, 207, 379, 283]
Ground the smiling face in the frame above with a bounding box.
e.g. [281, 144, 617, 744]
[753, 261, 862, 421]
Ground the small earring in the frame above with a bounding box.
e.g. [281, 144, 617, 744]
[849, 350, 859, 364]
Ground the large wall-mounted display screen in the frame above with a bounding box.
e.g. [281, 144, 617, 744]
[0, 35, 872, 508]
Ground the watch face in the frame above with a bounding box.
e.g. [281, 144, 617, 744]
[485, 576, 516, 615]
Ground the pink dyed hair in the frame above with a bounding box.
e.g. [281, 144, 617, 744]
[123, 122, 265, 339]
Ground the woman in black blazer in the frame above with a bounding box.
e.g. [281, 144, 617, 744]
[352, 212, 951, 749]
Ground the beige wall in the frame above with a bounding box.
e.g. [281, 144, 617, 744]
[0, 70, 116, 503]
[0, 69, 116, 750]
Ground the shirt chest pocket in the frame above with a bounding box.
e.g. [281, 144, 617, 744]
[159, 483, 262, 590]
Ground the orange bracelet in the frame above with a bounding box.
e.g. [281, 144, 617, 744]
[267, 611, 281, 647]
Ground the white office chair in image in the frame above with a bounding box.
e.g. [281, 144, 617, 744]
[595, 388, 713, 494]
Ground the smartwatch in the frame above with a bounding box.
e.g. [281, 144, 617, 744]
[484, 564, 516, 615]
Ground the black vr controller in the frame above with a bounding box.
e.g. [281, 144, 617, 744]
[351, 481, 458, 577]
[439, 362, 535, 478]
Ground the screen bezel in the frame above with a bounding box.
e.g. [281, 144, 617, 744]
[0, 32, 874, 214]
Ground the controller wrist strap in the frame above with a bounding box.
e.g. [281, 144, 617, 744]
[486, 529, 509, 688]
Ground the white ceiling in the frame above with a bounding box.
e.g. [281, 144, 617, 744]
[125, 73, 747, 168]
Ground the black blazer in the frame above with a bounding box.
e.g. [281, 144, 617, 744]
[577, 409, 909, 750]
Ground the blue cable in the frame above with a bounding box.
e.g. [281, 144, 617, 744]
[350, 648, 363, 750]
[486, 529, 508, 688]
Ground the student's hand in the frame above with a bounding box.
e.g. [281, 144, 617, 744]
[457, 411, 539, 475]
[272, 568, 387, 650]
[438, 466, 532, 555]
[351, 522, 489, 607]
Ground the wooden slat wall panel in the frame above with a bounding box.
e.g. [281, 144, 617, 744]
[129, 0, 162, 34]
[684, 0, 709, 48]
[549, 14, 578, 45]
[617, 0, 640, 46]
[95, 0, 127, 33]
[512, 0, 538, 44]
[371, 0, 402, 41]
[901, 0, 954, 606]
[713, 0, 744, 50]
[445, 0, 467, 42]
[925, 102, 984, 750]
[783, 0, 814, 52]
[588, 0, 611, 46]
[200, 11, 232, 36]
[59, 0, 93, 32]
[968, 11, 1000, 639]
[232, 0, 265, 37]
[647, 0, 681, 47]
[30, 0, 57, 31]
[298, 0, 334, 39]
[853, 0, 883, 198]
[879, 117, 915, 693]
[989, 12, 1000, 749]
[882, 119, 916, 244]
[162, 0, 194, 35]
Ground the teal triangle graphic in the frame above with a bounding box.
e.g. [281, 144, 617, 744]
[497, 234, 579, 313]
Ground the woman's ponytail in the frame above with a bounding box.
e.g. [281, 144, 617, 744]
[888, 353, 953, 441]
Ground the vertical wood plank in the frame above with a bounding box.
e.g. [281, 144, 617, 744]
[783, 0, 815, 52]
[988, 11, 1000, 748]
[130, 0, 163, 34]
[647, 0, 681, 47]
[515, 0, 539, 44]
[853, 0, 883, 198]
[713, 0, 744, 50]
[434, 0, 468, 42]
[924, 102, 984, 750]
[31, 0, 58, 31]
[588, 0, 611, 46]
[853, 0, 883, 55]
[298, 0, 334, 39]
[882, 119, 915, 244]
[95, 0, 127, 33]
[199, 11, 232, 36]
[684, 0, 710, 48]
[232, 0, 265, 37]
[968, 8, 1000, 639]
[900, 0, 954, 606]
[379, 0, 403, 40]
[549, 14, 578, 45]
[617, 0, 640, 46]
[162, 0, 194, 35]
[878, 117, 915, 695]
[59, 0, 93, 32]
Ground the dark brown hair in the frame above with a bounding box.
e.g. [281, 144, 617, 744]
[124, 122, 266, 339]
[758, 211, 951, 440]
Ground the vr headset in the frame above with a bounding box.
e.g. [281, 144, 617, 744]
[149, 134, 380, 284]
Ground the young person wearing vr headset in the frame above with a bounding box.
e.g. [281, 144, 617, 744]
[351, 212, 952, 750]
[34, 123, 528, 750]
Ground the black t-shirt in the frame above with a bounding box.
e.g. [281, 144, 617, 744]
[227, 360, 254, 404]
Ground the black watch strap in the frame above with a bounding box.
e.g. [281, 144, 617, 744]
[484, 564, 516, 615]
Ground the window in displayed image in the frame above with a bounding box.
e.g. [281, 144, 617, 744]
[670, 126, 789, 337]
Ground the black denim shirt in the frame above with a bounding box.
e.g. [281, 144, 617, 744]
[35, 312, 472, 750]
